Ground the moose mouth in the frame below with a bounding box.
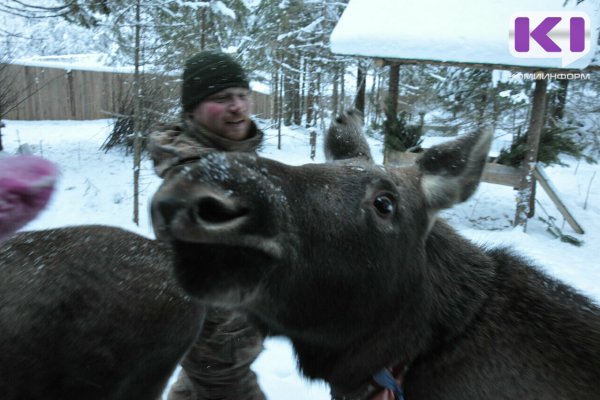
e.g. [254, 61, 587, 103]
[170, 240, 275, 305]
[152, 178, 284, 303]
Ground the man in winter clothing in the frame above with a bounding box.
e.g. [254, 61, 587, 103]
[148, 51, 266, 400]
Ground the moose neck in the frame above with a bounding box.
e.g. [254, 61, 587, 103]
[420, 220, 495, 346]
[268, 219, 496, 397]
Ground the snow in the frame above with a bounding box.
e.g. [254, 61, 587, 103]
[1, 118, 599, 399]
[10, 54, 137, 73]
[212, 1, 237, 19]
[330, 0, 600, 69]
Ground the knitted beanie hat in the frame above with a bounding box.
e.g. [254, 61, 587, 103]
[181, 51, 250, 113]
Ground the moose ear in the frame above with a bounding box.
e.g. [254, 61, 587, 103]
[325, 109, 374, 162]
[418, 129, 493, 212]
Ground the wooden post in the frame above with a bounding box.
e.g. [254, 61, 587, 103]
[533, 165, 584, 234]
[355, 59, 366, 116]
[514, 78, 547, 230]
[388, 63, 400, 115]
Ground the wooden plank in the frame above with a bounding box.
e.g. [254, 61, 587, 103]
[386, 150, 521, 187]
[481, 163, 520, 187]
[533, 164, 584, 234]
[385, 150, 419, 166]
[375, 57, 600, 74]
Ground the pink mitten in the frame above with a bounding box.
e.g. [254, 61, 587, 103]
[0, 155, 57, 242]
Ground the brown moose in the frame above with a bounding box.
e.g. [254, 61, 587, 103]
[0, 225, 203, 400]
[151, 111, 600, 400]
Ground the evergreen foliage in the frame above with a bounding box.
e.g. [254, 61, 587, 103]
[433, 68, 493, 129]
[497, 122, 596, 167]
[383, 102, 424, 152]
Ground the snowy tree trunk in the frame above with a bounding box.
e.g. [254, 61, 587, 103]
[317, 71, 326, 133]
[278, 71, 283, 150]
[332, 66, 339, 116]
[283, 58, 293, 126]
[132, 0, 142, 226]
[371, 71, 383, 127]
[355, 60, 366, 117]
[340, 63, 346, 110]
[300, 57, 306, 124]
[292, 55, 302, 126]
[272, 65, 279, 124]
[200, 8, 207, 50]
[383, 63, 400, 164]
[514, 78, 547, 230]
[305, 62, 316, 128]
[552, 78, 569, 121]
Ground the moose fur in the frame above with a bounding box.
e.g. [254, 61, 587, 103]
[151, 110, 600, 400]
[0, 225, 203, 400]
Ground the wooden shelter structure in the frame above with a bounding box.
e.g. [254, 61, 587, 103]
[330, 0, 599, 233]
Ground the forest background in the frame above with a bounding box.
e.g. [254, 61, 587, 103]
[1, 1, 599, 214]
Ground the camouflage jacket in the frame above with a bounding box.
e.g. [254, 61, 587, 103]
[147, 118, 264, 178]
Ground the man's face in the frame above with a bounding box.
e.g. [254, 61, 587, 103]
[191, 87, 252, 141]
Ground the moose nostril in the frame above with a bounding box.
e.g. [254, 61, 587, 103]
[335, 116, 344, 124]
[195, 196, 248, 224]
[157, 197, 181, 225]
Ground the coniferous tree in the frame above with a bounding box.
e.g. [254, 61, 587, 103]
[383, 99, 424, 153]
[152, 0, 250, 71]
[433, 67, 494, 130]
[244, 0, 350, 126]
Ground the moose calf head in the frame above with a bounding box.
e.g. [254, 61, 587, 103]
[151, 113, 493, 394]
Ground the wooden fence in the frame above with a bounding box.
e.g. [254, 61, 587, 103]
[1, 63, 272, 121]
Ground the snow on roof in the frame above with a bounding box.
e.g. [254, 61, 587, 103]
[330, 0, 600, 70]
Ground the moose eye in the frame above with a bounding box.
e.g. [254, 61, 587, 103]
[373, 194, 395, 217]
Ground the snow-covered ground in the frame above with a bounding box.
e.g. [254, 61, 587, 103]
[2, 119, 599, 399]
